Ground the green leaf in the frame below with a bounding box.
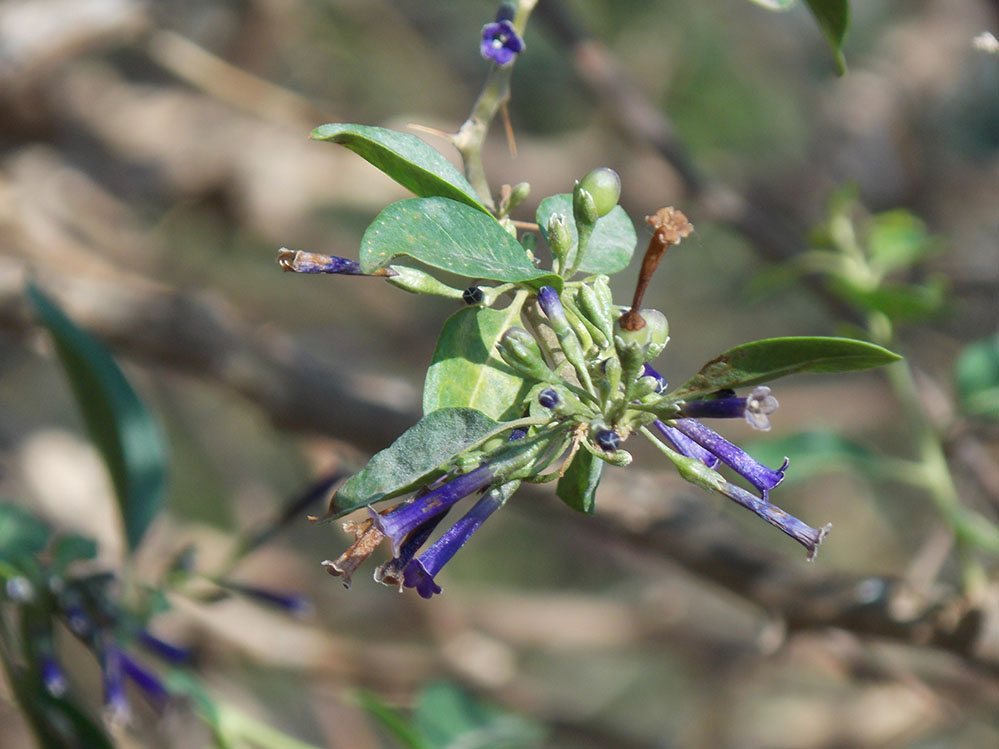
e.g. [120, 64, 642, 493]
[311, 123, 490, 214]
[354, 689, 429, 749]
[866, 209, 935, 274]
[747, 430, 882, 483]
[831, 278, 947, 321]
[28, 285, 166, 552]
[673, 336, 900, 399]
[50, 533, 99, 573]
[361, 198, 562, 291]
[556, 451, 603, 515]
[0, 503, 50, 561]
[415, 682, 545, 749]
[804, 0, 850, 75]
[324, 409, 505, 520]
[955, 333, 999, 420]
[424, 305, 536, 421]
[536, 194, 637, 276]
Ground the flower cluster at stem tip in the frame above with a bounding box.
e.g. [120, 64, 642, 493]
[294, 168, 831, 598]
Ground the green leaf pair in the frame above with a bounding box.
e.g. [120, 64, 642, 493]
[314, 123, 561, 290]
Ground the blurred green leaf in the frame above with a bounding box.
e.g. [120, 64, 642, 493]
[804, 0, 850, 75]
[673, 336, 900, 399]
[865, 210, 936, 274]
[747, 430, 882, 483]
[424, 305, 536, 421]
[323, 409, 505, 521]
[415, 682, 545, 749]
[311, 124, 490, 214]
[536, 194, 637, 276]
[355, 689, 429, 749]
[955, 333, 999, 420]
[361, 198, 562, 291]
[28, 286, 166, 552]
[831, 277, 947, 321]
[50, 533, 98, 573]
[0, 503, 50, 562]
[556, 450, 603, 515]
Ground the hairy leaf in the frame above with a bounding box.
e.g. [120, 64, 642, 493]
[361, 198, 562, 290]
[325, 408, 506, 520]
[311, 123, 489, 213]
[424, 305, 535, 421]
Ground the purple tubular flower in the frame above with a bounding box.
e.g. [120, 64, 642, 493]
[718, 481, 830, 560]
[221, 582, 311, 617]
[642, 363, 668, 393]
[403, 486, 507, 599]
[679, 387, 779, 431]
[277, 248, 365, 274]
[374, 510, 450, 591]
[480, 20, 524, 66]
[653, 420, 720, 469]
[102, 646, 129, 723]
[41, 655, 68, 697]
[671, 418, 787, 500]
[138, 631, 191, 664]
[117, 650, 169, 708]
[370, 464, 497, 556]
[536, 285, 566, 325]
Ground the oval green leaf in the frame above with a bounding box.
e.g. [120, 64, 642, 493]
[311, 123, 490, 214]
[536, 194, 637, 276]
[361, 198, 562, 291]
[324, 408, 505, 520]
[673, 336, 900, 399]
[556, 450, 603, 515]
[28, 285, 166, 552]
[424, 305, 536, 421]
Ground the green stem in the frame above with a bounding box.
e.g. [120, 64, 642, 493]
[453, 1, 538, 210]
[873, 312, 998, 591]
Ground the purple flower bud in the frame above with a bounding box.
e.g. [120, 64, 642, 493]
[462, 286, 484, 305]
[138, 631, 191, 664]
[41, 655, 68, 697]
[653, 420, 720, 469]
[536, 285, 566, 326]
[370, 464, 497, 556]
[671, 418, 788, 500]
[277, 249, 366, 275]
[642, 363, 668, 393]
[718, 481, 830, 560]
[595, 429, 621, 451]
[403, 488, 506, 599]
[538, 388, 560, 409]
[508, 428, 528, 441]
[679, 387, 779, 431]
[480, 20, 525, 66]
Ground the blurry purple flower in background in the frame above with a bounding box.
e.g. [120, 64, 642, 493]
[480, 20, 524, 66]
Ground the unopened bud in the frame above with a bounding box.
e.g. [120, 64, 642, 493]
[547, 214, 572, 263]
